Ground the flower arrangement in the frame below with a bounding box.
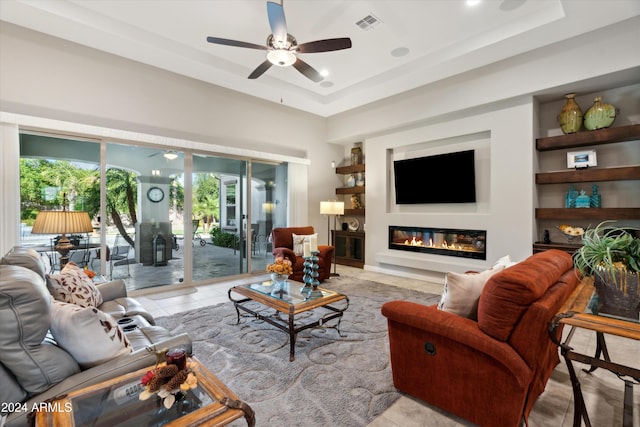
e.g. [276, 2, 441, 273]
[266, 256, 293, 276]
[139, 358, 198, 408]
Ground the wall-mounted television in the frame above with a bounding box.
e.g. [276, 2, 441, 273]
[393, 150, 476, 204]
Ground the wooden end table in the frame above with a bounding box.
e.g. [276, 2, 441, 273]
[35, 357, 255, 427]
[549, 276, 640, 427]
[228, 279, 349, 361]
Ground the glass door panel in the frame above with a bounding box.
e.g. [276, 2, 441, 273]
[249, 161, 287, 273]
[192, 154, 247, 281]
[19, 133, 101, 272]
[105, 143, 184, 290]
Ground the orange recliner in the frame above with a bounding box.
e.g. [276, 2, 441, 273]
[270, 226, 334, 282]
[381, 250, 580, 427]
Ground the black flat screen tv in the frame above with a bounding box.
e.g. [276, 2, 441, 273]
[393, 150, 476, 204]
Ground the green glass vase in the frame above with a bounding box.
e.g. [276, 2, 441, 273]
[558, 93, 583, 134]
[584, 96, 616, 130]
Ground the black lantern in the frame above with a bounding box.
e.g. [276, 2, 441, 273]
[153, 234, 167, 266]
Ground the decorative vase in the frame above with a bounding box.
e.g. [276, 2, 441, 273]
[270, 273, 288, 294]
[558, 93, 583, 134]
[583, 96, 616, 130]
[593, 269, 639, 321]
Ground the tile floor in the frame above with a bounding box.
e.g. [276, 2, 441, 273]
[131, 266, 639, 427]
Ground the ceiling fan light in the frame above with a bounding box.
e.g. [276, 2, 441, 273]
[267, 49, 296, 67]
[163, 151, 178, 160]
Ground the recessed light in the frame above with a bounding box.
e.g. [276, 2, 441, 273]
[320, 69, 329, 77]
[320, 81, 334, 88]
[466, 0, 481, 6]
[391, 47, 410, 58]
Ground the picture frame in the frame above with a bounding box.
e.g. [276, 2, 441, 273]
[567, 149, 597, 169]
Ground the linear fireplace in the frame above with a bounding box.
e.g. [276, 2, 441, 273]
[389, 225, 486, 260]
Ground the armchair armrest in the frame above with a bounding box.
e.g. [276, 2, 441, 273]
[381, 301, 530, 384]
[273, 247, 297, 264]
[96, 279, 127, 301]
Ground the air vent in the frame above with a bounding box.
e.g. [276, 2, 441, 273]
[355, 14, 382, 31]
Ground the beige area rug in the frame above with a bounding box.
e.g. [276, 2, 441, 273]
[155, 276, 440, 427]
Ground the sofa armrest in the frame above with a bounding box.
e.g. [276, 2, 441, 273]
[381, 300, 530, 384]
[273, 247, 297, 263]
[96, 279, 127, 301]
[5, 333, 192, 427]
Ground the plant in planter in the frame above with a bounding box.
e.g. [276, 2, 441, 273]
[573, 221, 640, 320]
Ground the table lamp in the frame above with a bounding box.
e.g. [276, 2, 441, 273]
[32, 206, 93, 269]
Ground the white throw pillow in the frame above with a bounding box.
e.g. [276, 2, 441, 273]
[437, 265, 506, 320]
[493, 254, 518, 269]
[49, 300, 132, 369]
[291, 233, 317, 256]
[47, 262, 103, 308]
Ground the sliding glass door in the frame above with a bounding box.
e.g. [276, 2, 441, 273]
[19, 132, 288, 291]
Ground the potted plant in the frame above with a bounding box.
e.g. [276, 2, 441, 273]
[573, 221, 640, 320]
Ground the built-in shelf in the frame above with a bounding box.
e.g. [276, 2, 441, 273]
[534, 124, 640, 235]
[535, 208, 640, 220]
[335, 164, 365, 174]
[344, 208, 365, 216]
[336, 186, 365, 195]
[532, 242, 581, 255]
[536, 124, 640, 151]
[536, 165, 640, 184]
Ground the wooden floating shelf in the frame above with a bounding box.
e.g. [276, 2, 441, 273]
[344, 208, 365, 216]
[536, 124, 640, 151]
[536, 166, 640, 184]
[336, 186, 365, 195]
[535, 208, 640, 220]
[335, 164, 365, 174]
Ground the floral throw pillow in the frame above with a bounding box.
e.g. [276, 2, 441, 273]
[47, 262, 103, 308]
[49, 300, 132, 369]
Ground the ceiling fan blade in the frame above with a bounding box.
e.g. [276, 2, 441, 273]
[292, 58, 323, 83]
[296, 38, 352, 53]
[147, 152, 160, 158]
[248, 60, 273, 79]
[266, 1, 288, 44]
[206, 36, 267, 51]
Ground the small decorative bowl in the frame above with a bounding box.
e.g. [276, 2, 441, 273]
[557, 224, 585, 242]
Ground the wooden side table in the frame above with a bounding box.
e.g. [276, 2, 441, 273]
[549, 277, 640, 427]
[35, 357, 254, 427]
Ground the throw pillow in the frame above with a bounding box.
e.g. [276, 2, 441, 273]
[49, 300, 132, 369]
[291, 233, 317, 256]
[47, 262, 103, 308]
[437, 264, 505, 320]
[493, 254, 518, 269]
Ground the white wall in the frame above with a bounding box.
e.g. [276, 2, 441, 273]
[365, 100, 535, 282]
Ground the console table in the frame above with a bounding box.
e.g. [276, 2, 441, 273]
[549, 276, 640, 427]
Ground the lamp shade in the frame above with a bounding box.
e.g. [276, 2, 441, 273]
[32, 210, 93, 235]
[320, 201, 345, 216]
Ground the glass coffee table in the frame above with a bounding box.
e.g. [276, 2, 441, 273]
[228, 279, 349, 361]
[35, 357, 254, 427]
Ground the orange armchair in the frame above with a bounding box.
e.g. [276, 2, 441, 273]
[271, 226, 334, 282]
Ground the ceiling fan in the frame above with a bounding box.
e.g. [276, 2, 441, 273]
[206, 1, 352, 82]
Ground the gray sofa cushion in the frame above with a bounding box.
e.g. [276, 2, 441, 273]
[1, 248, 47, 281]
[0, 362, 27, 408]
[0, 265, 80, 393]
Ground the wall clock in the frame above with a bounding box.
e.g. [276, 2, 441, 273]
[147, 186, 164, 203]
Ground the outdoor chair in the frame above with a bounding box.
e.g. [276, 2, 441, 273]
[109, 234, 131, 279]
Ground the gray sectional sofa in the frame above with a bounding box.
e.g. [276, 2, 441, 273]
[0, 248, 191, 427]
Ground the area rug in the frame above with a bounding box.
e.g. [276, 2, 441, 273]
[155, 275, 441, 427]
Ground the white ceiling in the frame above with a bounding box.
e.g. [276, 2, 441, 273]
[2, 0, 639, 117]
